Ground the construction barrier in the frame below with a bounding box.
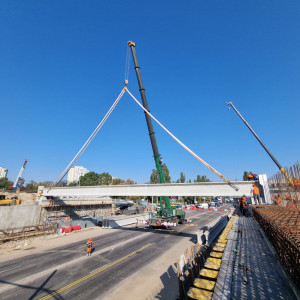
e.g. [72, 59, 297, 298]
[177, 244, 211, 300]
[197, 215, 229, 246]
[177, 215, 236, 299]
[102, 214, 149, 229]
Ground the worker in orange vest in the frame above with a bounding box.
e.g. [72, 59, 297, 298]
[247, 172, 254, 181]
[86, 238, 93, 256]
[272, 194, 283, 207]
[239, 195, 247, 216]
[251, 184, 260, 205]
[242, 196, 248, 217]
[285, 194, 298, 209]
[238, 196, 244, 215]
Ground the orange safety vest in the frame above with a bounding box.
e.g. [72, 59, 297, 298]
[248, 174, 253, 179]
[253, 186, 259, 195]
[276, 198, 283, 206]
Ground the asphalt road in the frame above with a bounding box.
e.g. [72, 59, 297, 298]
[0, 206, 231, 300]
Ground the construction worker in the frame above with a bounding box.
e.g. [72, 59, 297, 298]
[247, 172, 254, 181]
[285, 194, 297, 209]
[238, 196, 244, 215]
[251, 184, 260, 205]
[272, 194, 283, 207]
[239, 195, 247, 216]
[242, 196, 248, 217]
[86, 238, 93, 256]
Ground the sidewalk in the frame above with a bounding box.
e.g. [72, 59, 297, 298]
[213, 212, 299, 300]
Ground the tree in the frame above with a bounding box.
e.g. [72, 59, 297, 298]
[25, 180, 39, 192]
[150, 163, 171, 184]
[39, 181, 54, 187]
[194, 175, 210, 182]
[243, 171, 249, 181]
[98, 172, 112, 185]
[124, 178, 135, 185]
[18, 177, 25, 188]
[79, 172, 100, 186]
[180, 172, 186, 183]
[0, 177, 14, 189]
[150, 169, 159, 184]
[112, 178, 124, 185]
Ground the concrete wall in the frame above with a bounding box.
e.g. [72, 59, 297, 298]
[0, 205, 41, 230]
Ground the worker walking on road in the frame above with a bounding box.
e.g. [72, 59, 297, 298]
[86, 238, 93, 256]
[251, 184, 261, 205]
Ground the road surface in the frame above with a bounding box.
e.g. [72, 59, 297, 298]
[0, 207, 231, 300]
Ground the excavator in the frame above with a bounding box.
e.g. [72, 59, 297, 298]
[128, 41, 186, 227]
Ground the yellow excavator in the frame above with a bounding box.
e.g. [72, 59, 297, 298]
[0, 195, 21, 206]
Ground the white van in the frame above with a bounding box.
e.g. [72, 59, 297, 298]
[199, 203, 209, 209]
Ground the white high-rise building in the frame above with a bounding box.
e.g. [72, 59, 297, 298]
[0, 167, 8, 179]
[67, 166, 89, 184]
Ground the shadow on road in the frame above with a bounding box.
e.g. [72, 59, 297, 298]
[156, 264, 179, 299]
[111, 225, 197, 243]
[0, 270, 65, 300]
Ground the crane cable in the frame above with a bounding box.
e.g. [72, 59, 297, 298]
[126, 88, 239, 191]
[124, 45, 131, 85]
[50, 87, 127, 188]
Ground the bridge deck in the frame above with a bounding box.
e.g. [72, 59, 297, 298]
[213, 211, 299, 300]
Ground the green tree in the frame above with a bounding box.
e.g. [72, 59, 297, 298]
[68, 181, 78, 186]
[0, 178, 14, 189]
[150, 163, 171, 184]
[25, 180, 39, 192]
[179, 172, 186, 183]
[18, 177, 25, 187]
[195, 175, 210, 182]
[79, 172, 100, 186]
[243, 171, 249, 181]
[98, 172, 112, 185]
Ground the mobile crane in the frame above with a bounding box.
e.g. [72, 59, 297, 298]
[128, 41, 186, 227]
[10, 159, 28, 191]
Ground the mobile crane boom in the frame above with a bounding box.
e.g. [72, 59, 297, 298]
[128, 41, 171, 211]
[227, 101, 294, 187]
[12, 159, 28, 189]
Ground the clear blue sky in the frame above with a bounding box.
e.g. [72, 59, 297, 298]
[1, 1, 299, 184]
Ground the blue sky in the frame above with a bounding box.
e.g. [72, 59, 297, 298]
[1, 1, 299, 184]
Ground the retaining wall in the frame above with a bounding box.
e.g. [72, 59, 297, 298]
[0, 205, 41, 230]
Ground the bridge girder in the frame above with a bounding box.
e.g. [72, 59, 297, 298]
[41, 181, 255, 198]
